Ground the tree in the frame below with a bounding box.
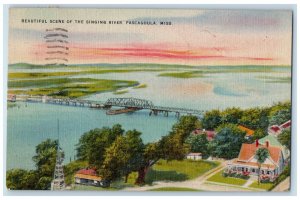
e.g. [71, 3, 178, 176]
[202, 109, 222, 130]
[255, 147, 270, 185]
[221, 107, 243, 124]
[239, 108, 269, 130]
[100, 136, 130, 182]
[278, 129, 291, 150]
[76, 124, 124, 168]
[185, 134, 209, 158]
[122, 130, 145, 183]
[269, 109, 291, 126]
[136, 116, 199, 184]
[6, 169, 38, 190]
[209, 124, 246, 159]
[252, 129, 268, 141]
[32, 139, 59, 178]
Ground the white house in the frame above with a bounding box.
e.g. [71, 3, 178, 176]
[186, 152, 202, 160]
[226, 140, 285, 182]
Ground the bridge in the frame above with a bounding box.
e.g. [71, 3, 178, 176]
[15, 95, 205, 117]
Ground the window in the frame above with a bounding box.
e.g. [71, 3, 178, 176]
[252, 168, 255, 173]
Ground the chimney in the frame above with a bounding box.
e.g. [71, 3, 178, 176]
[255, 139, 259, 147]
[266, 141, 269, 148]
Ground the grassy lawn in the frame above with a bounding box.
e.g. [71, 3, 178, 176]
[148, 187, 202, 191]
[145, 159, 218, 184]
[249, 181, 274, 190]
[207, 171, 247, 186]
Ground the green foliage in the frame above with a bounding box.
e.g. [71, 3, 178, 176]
[6, 169, 38, 190]
[32, 139, 59, 178]
[255, 148, 270, 164]
[100, 136, 130, 181]
[7, 139, 59, 190]
[255, 147, 270, 185]
[76, 124, 124, 168]
[278, 130, 291, 150]
[160, 116, 200, 161]
[121, 130, 145, 182]
[221, 107, 243, 124]
[252, 129, 268, 140]
[185, 134, 209, 158]
[239, 107, 270, 130]
[269, 109, 291, 126]
[36, 177, 53, 190]
[209, 124, 246, 159]
[202, 110, 222, 130]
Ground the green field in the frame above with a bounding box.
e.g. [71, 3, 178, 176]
[8, 78, 138, 98]
[148, 187, 202, 191]
[145, 159, 218, 184]
[158, 71, 204, 78]
[249, 181, 274, 190]
[206, 171, 247, 186]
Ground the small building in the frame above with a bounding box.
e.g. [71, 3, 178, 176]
[226, 140, 285, 182]
[192, 129, 216, 141]
[268, 120, 291, 137]
[186, 152, 202, 160]
[8, 94, 16, 102]
[238, 125, 254, 139]
[74, 168, 109, 187]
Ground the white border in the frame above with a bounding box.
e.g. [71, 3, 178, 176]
[1, 1, 299, 199]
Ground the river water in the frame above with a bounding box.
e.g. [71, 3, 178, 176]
[7, 69, 291, 170]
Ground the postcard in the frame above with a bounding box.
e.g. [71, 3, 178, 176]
[6, 8, 292, 192]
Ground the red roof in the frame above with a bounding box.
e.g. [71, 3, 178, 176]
[238, 125, 255, 136]
[192, 129, 216, 141]
[270, 125, 281, 133]
[280, 120, 291, 129]
[238, 143, 282, 164]
[76, 168, 97, 176]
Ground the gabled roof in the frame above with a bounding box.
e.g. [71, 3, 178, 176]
[237, 143, 282, 164]
[75, 168, 102, 181]
[76, 168, 97, 176]
[280, 120, 291, 129]
[259, 135, 283, 148]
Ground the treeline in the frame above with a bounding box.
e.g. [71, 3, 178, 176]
[202, 101, 290, 134]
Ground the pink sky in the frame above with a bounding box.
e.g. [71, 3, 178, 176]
[9, 9, 292, 66]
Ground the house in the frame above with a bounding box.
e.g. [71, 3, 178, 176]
[192, 129, 216, 141]
[268, 120, 291, 137]
[259, 135, 290, 163]
[238, 125, 254, 139]
[226, 140, 285, 182]
[186, 152, 202, 160]
[8, 94, 16, 102]
[74, 168, 109, 187]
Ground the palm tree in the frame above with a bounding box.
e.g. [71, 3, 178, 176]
[255, 147, 270, 185]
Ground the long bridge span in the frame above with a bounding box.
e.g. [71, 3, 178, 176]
[15, 95, 205, 117]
